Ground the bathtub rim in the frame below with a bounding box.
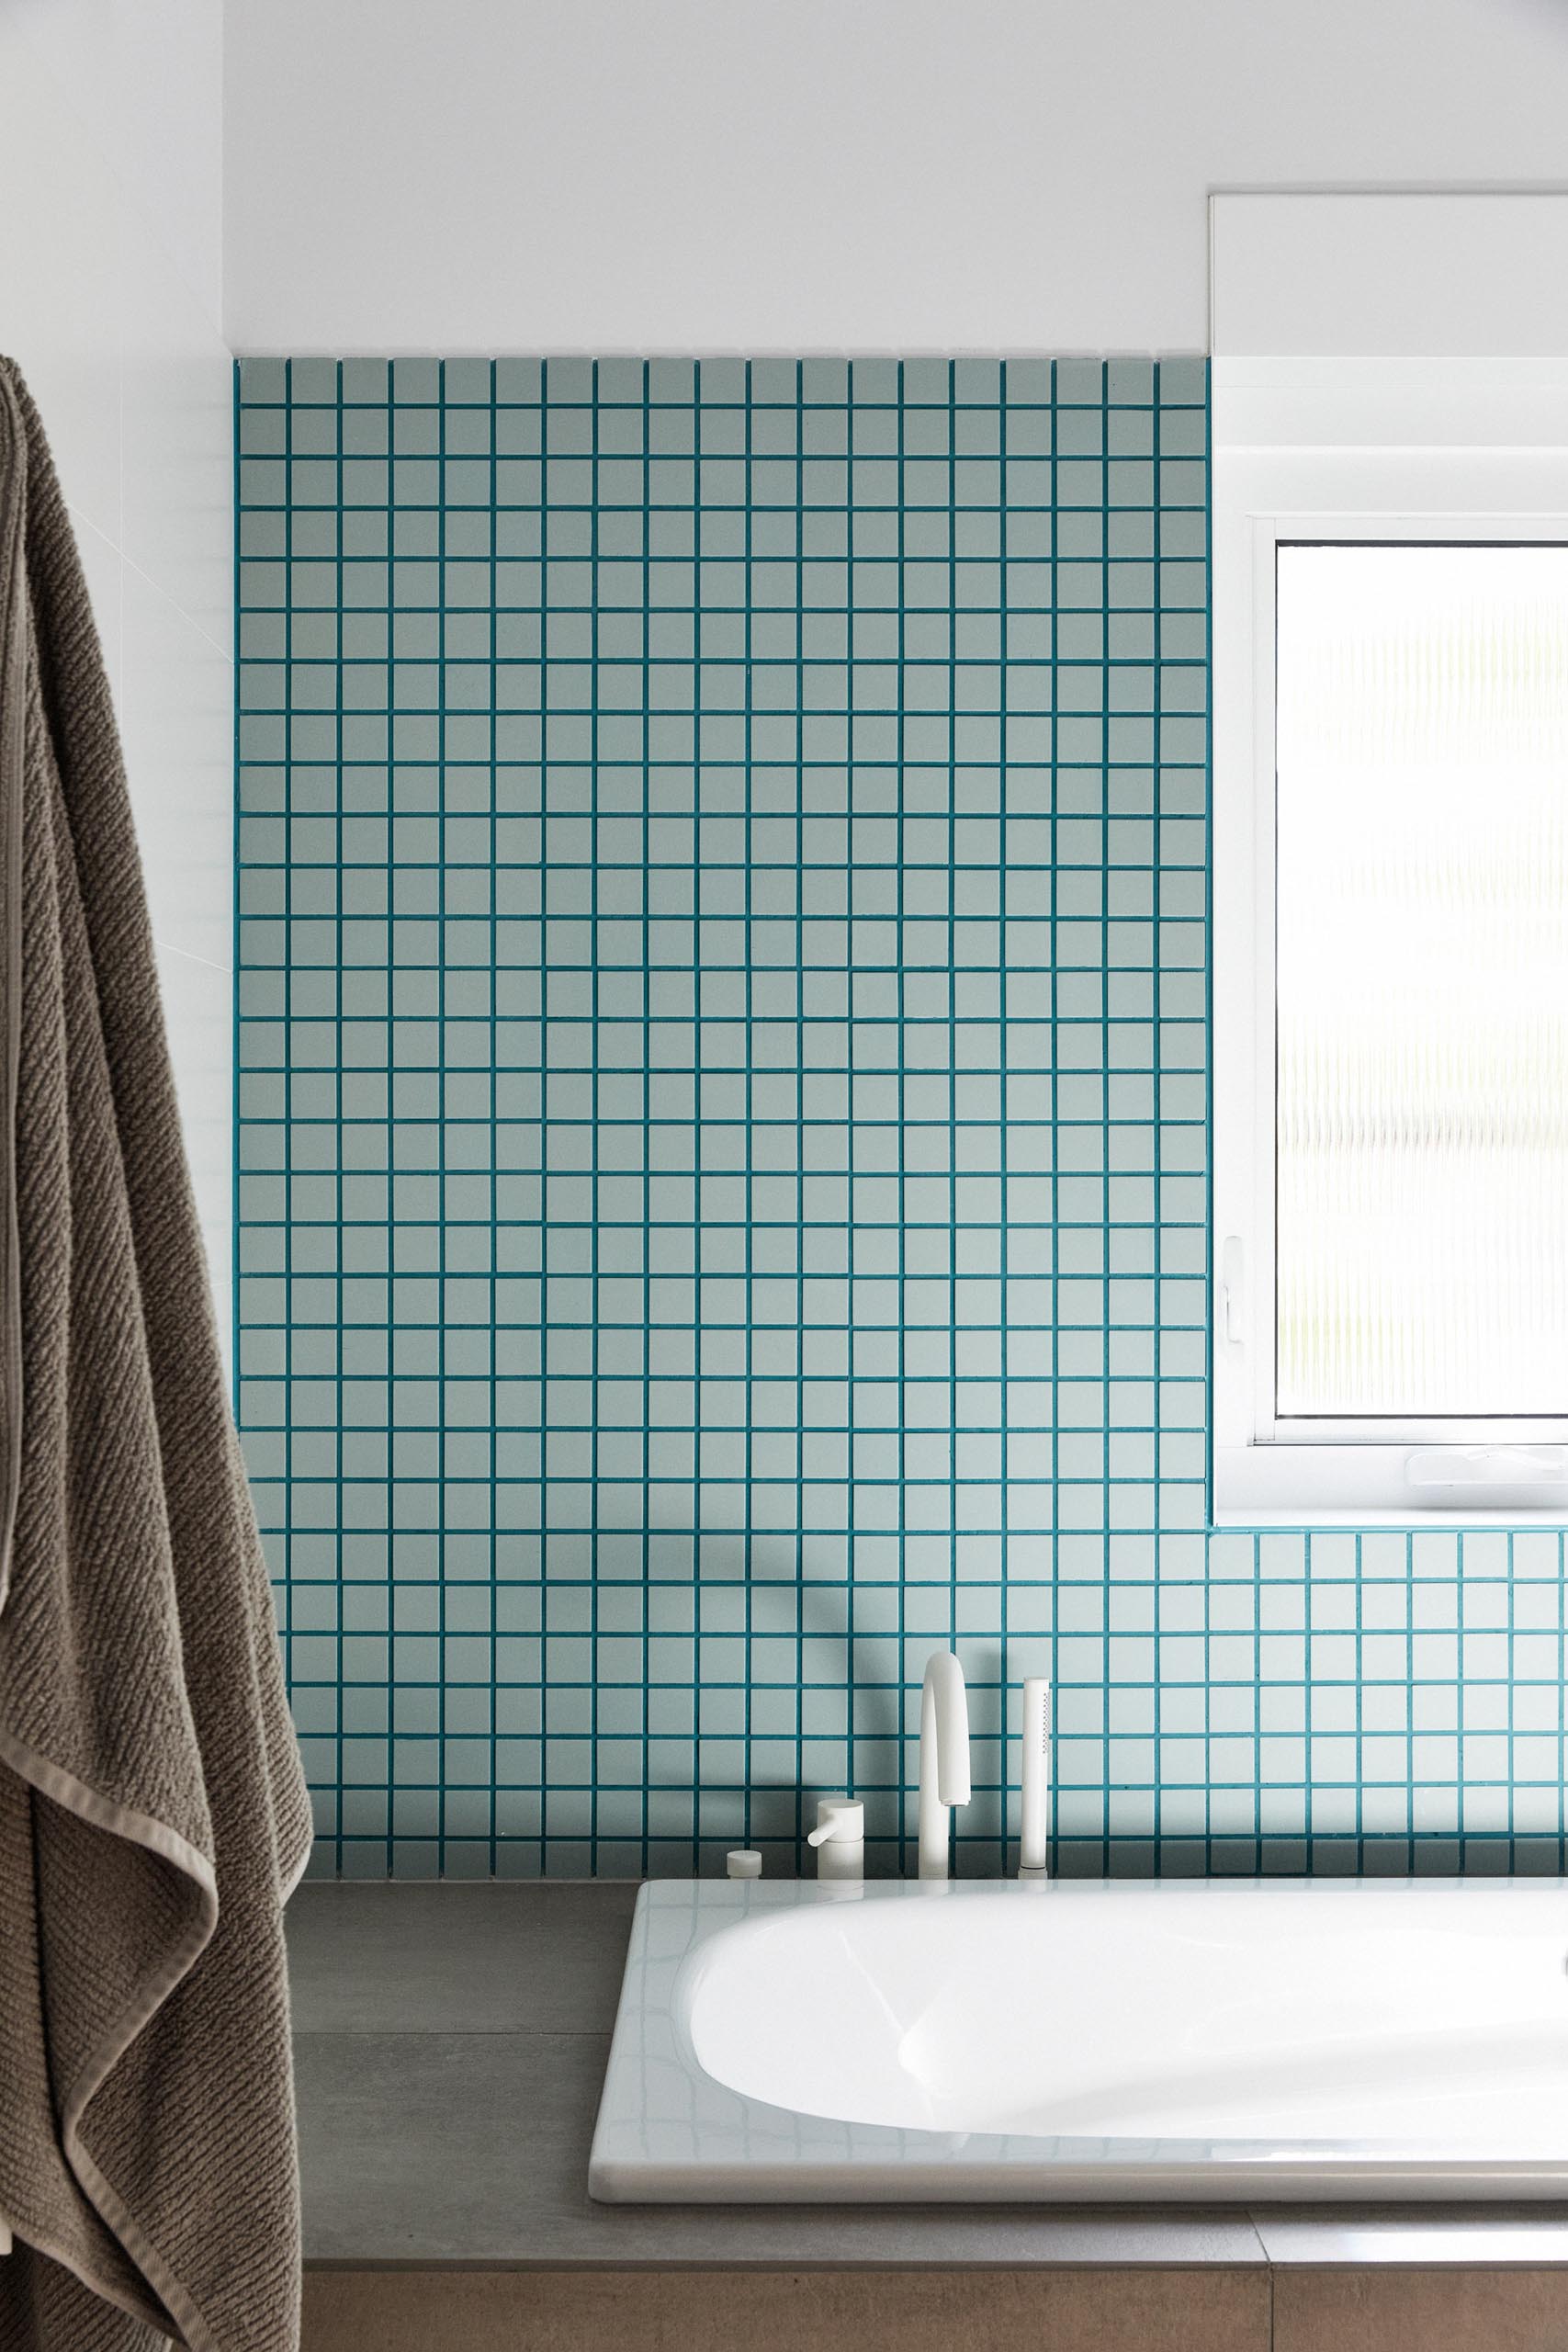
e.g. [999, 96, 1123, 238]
[588, 1873, 1568, 2206]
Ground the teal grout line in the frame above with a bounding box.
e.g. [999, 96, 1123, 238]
[1099, 358, 1113, 1877]
[942, 356, 959, 1869]
[379, 356, 396, 1870]
[588, 358, 601, 1877]
[681, 366, 700, 1873]
[691, 354, 703, 1880]
[1199, 353, 1217, 1872]
[638, 356, 652, 1866]
[538, 367, 554, 1871]
[739, 356, 765, 1866]
[1354, 1530, 1367, 1874]
[333, 358, 349, 1870]
[1150, 359, 1166, 1875]
[795, 357, 811, 1860]
[892, 360, 908, 1859]
[486, 355, 500, 1873]
[283, 359, 313, 1861]
[996, 362, 1010, 1875]
[435, 362, 450, 1874]
[231, 359, 243, 1427]
[1506, 1529, 1515, 1872]
[786, 358, 807, 1858]
[1047, 357, 1062, 1877]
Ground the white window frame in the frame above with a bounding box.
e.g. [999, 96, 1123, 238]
[1213, 360, 1568, 1524]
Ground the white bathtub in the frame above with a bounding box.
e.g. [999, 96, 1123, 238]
[589, 1875, 1568, 2201]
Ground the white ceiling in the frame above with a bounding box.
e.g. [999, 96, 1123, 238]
[226, 0, 1568, 356]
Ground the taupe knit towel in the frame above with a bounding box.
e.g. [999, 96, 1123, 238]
[0, 361, 312, 2351]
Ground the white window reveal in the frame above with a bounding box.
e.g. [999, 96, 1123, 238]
[1211, 193, 1568, 1523]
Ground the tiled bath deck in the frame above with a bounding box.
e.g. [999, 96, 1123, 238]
[290, 1879, 1568, 2351]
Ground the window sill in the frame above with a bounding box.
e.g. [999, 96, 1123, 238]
[1213, 1444, 1568, 1528]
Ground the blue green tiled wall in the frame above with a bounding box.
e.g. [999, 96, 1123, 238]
[236, 355, 1568, 1881]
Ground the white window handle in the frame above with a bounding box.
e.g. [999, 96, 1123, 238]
[1219, 1236, 1245, 1348]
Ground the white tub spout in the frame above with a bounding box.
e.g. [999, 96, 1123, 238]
[917, 1648, 970, 1881]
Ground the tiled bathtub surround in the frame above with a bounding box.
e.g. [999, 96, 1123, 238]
[236, 356, 1564, 1883]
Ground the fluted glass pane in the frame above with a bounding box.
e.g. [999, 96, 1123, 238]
[1275, 542, 1568, 1419]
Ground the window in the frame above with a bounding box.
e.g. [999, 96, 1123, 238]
[1211, 191, 1568, 1519]
[1276, 541, 1568, 1424]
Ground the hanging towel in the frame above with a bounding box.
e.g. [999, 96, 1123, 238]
[0, 360, 312, 2352]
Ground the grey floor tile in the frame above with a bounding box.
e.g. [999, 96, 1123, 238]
[296, 2030, 1269, 2268]
[288, 1882, 638, 2034]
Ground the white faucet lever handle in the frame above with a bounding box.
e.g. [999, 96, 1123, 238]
[809, 1797, 865, 1882]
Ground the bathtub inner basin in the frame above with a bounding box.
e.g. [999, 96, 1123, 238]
[683, 1878, 1568, 2147]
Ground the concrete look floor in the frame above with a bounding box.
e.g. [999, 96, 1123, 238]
[288, 1881, 1568, 2350]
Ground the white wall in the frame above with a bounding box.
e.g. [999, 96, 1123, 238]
[0, 0, 234, 1350]
[227, 0, 1568, 356]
